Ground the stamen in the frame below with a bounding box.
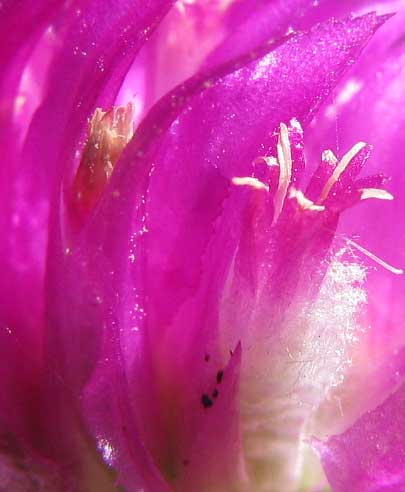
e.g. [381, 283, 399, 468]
[322, 149, 338, 167]
[359, 188, 394, 201]
[319, 142, 366, 203]
[347, 239, 403, 275]
[254, 156, 279, 168]
[71, 102, 135, 219]
[232, 176, 269, 191]
[289, 187, 325, 212]
[244, 122, 394, 247]
[273, 123, 293, 224]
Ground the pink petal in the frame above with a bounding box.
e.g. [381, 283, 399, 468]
[0, 0, 175, 486]
[120, 0, 229, 117]
[315, 381, 405, 491]
[206, 0, 382, 69]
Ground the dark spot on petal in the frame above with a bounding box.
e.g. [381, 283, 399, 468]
[212, 389, 219, 399]
[216, 370, 224, 384]
[229, 349, 234, 357]
[201, 394, 213, 408]
[204, 354, 210, 362]
[183, 459, 190, 466]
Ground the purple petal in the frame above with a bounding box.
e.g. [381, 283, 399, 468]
[174, 344, 246, 492]
[1, 0, 176, 337]
[206, 0, 382, 69]
[120, 0, 229, 117]
[315, 380, 405, 491]
[0, 3, 63, 437]
[0, 0, 176, 485]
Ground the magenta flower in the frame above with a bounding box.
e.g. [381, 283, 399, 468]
[1, 1, 405, 491]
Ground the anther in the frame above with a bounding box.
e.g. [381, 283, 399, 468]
[318, 142, 366, 203]
[232, 176, 269, 191]
[273, 122, 293, 224]
[70, 101, 135, 222]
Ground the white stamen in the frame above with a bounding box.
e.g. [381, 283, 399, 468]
[319, 142, 367, 203]
[359, 188, 394, 201]
[347, 239, 403, 275]
[322, 149, 338, 166]
[289, 117, 303, 132]
[232, 176, 269, 191]
[273, 123, 293, 224]
[289, 188, 325, 212]
[254, 155, 279, 167]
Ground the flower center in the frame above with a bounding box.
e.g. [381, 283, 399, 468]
[224, 120, 400, 491]
[233, 120, 393, 222]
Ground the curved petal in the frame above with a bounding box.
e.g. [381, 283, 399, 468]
[205, 0, 384, 69]
[0, 0, 68, 447]
[315, 380, 405, 492]
[118, 0, 388, 127]
[0, 0, 176, 487]
[118, 0, 230, 118]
